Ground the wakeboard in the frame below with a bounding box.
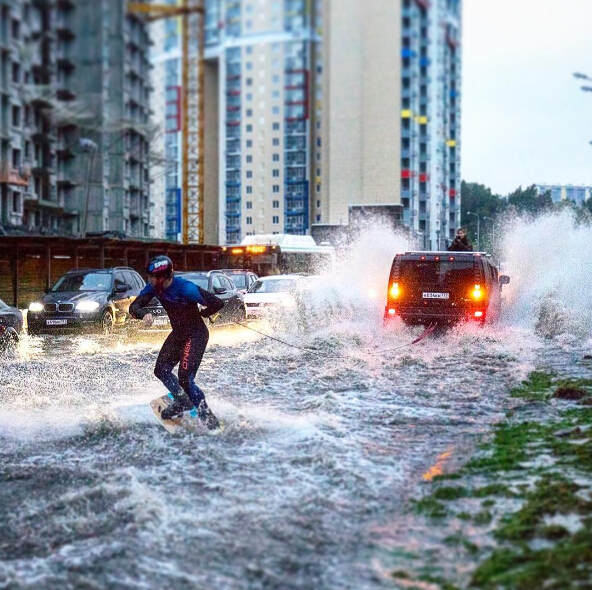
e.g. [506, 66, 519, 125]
[149, 393, 222, 434]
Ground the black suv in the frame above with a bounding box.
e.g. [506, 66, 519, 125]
[384, 251, 510, 326]
[219, 269, 259, 295]
[179, 270, 246, 325]
[27, 267, 146, 334]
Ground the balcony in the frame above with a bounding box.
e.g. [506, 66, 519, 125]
[0, 163, 29, 186]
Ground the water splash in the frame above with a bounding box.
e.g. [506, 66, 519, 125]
[500, 210, 592, 337]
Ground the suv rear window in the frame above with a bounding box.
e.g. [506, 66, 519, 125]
[399, 260, 474, 289]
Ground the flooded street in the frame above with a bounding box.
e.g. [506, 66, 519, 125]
[1, 217, 591, 589]
[0, 320, 570, 590]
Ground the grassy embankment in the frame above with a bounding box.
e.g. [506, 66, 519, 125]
[393, 371, 592, 590]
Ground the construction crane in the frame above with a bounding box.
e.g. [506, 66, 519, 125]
[128, 1, 205, 245]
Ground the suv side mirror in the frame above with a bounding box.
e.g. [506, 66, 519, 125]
[214, 287, 227, 295]
[499, 275, 510, 285]
[115, 284, 128, 293]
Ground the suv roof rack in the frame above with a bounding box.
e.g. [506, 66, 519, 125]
[402, 251, 491, 257]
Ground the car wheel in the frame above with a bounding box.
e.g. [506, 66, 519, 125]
[101, 310, 114, 334]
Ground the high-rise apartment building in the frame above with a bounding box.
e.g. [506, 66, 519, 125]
[150, 0, 461, 246]
[200, 0, 323, 245]
[149, 6, 182, 241]
[0, 0, 153, 237]
[320, 0, 461, 249]
[1, 0, 78, 230]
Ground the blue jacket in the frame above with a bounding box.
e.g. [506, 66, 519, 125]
[130, 276, 223, 336]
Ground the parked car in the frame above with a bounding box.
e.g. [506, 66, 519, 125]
[0, 298, 23, 351]
[383, 251, 510, 326]
[27, 267, 146, 334]
[244, 274, 309, 319]
[179, 270, 246, 325]
[0, 298, 23, 335]
[219, 269, 259, 296]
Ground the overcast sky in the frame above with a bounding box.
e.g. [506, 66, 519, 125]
[461, 0, 592, 195]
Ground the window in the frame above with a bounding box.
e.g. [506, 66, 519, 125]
[273, 185, 280, 193]
[246, 155, 252, 163]
[272, 107, 280, 115]
[246, 186, 253, 194]
[272, 122, 280, 130]
[12, 105, 20, 127]
[246, 216, 253, 225]
[246, 46, 253, 55]
[272, 169, 279, 177]
[246, 171, 253, 178]
[316, 200, 320, 207]
[246, 140, 252, 147]
[272, 138, 279, 146]
[272, 200, 279, 208]
[246, 93, 253, 101]
[12, 148, 20, 167]
[316, 214, 321, 222]
[272, 154, 280, 162]
[246, 201, 253, 209]
[246, 109, 253, 116]
[246, 124, 253, 132]
[272, 75, 280, 84]
[246, 78, 253, 86]
[272, 90, 280, 99]
[246, 62, 253, 70]
[12, 63, 19, 83]
[272, 216, 279, 224]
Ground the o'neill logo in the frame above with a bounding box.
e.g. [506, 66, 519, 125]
[182, 340, 191, 370]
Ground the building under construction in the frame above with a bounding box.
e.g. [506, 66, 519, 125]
[0, 0, 153, 238]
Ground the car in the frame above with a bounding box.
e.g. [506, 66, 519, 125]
[219, 269, 259, 295]
[27, 267, 146, 334]
[0, 298, 23, 351]
[179, 270, 246, 325]
[383, 251, 510, 326]
[244, 274, 309, 319]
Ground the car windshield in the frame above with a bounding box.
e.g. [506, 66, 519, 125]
[227, 274, 247, 289]
[249, 279, 297, 293]
[399, 260, 475, 289]
[183, 275, 209, 290]
[52, 272, 112, 292]
[0, 298, 7, 309]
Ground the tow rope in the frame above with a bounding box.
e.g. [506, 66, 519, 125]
[231, 320, 438, 356]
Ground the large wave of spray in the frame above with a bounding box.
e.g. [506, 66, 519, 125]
[500, 210, 592, 337]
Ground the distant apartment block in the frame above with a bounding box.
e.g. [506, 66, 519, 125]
[0, 0, 153, 237]
[536, 184, 590, 207]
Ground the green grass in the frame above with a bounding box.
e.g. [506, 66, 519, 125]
[401, 370, 592, 589]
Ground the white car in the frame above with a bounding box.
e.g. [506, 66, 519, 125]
[244, 275, 308, 319]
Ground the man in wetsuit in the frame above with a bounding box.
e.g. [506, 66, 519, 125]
[130, 255, 224, 429]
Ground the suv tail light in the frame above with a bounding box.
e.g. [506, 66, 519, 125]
[471, 284, 484, 301]
[389, 282, 401, 299]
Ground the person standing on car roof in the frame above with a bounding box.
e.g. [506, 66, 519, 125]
[129, 255, 224, 428]
[448, 227, 474, 252]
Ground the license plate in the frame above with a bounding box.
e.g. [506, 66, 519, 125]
[46, 319, 68, 326]
[153, 318, 169, 326]
[422, 292, 450, 300]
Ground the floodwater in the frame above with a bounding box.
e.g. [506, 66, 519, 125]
[1, 213, 591, 590]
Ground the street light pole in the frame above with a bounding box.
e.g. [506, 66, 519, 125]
[466, 211, 480, 251]
[483, 215, 494, 252]
[79, 138, 98, 238]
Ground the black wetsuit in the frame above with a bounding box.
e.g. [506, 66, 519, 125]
[130, 277, 223, 408]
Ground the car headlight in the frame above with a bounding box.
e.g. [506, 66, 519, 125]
[76, 301, 100, 312]
[29, 302, 43, 312]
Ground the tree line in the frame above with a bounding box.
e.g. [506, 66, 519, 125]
[459, 181, 592, 252]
